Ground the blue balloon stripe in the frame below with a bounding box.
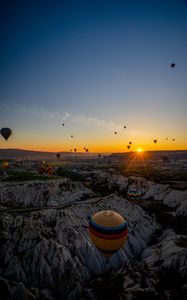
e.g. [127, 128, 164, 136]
[89, 220, 127, 235]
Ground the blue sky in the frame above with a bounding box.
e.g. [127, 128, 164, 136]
[1, 0, 187, 152]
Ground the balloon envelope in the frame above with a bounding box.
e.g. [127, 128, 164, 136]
[2, 161, 9, 168]
[88, 210, 128, 257]
[126, 188, 142, 200]
[56, 153, 61, 160]
[1, 128, 12, 141]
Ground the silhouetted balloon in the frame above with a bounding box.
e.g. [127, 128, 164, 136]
[171, 63, 175, 68]
[129, 142, 132, 145]
[166, 138, 168, 140]
[1, 128, 12, 141]
[114, 132, 117, 135]
[127, 145, 130, 150]
[153, 139, 157, 144]
[71, 136, 73, 138]
[124, 126, 126, 129]
[74, 148, 77, 152]
[88, 211, 128, 257]
[173, 139, 175, 141]
[56, 153, 61, 160]
[62, 123, 64, 126]
[85, 149, 89, 152]
[162, 155, 169, 163]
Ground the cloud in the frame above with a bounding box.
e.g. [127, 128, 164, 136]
[1, 102, 153, 138]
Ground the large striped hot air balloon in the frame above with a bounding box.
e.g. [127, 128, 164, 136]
[88, 210, 128, 257]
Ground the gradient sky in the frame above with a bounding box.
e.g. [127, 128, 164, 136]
[1, 0, 187, 153]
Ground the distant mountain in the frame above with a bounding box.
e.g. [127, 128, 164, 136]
[0, 148, 96, 160]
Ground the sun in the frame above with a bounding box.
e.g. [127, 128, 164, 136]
[137, 148, 143, 153]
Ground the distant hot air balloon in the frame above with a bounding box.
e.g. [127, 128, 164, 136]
[88, 210, 128, 257]
[0, 128, 12, 141]
[114, 132, 117, 135]
[2, 161, 9, 169]
[171, 63, 175, 68]
[127, 145, 130, 150]
[126, 188, 142, 201]
[162, 155, 169, 163]
[153, 139, 157, 144]
[70, 149, 73, 152]
[74, 148, 77, 152]
[62, 123, 65, 126]
[85, 149, 89, 152]
[172, 139, 175, 141]
[46, 167, 54, 176]
[71, 135, 73, 138]
[166, 138, 168, 140]
[124, 126, 126, 129]
[129, 142, 132, 145]
[56, 153, 61, 160]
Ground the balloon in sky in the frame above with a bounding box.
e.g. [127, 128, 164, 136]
[127, 145, 130, 150]
[71, 135, 73, 138]
[173, 138, 175, 141]
[114, 132, 117, 135]
[124, 126, 126, 129]
[74, 148, 77, 152]
[153, 139, 157, 144]
[62, 123, 64, 126]
[171, 63, 175, 68]
[56, 153, 61, 160]
[0, 128, 12, 141]
[85, 149, 89, 152]
[88, 210, 128, 257]
[129, 142, 132, 145]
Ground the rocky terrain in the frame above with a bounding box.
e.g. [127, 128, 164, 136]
[0, 171, 187, 299]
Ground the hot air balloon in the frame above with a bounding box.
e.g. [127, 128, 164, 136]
[2, 161, 9, 169]
[124, 126, 126, 129]
[171, 63, 175, 68]
[153, 139, 157, 144]
[129, 142, 132, 145]
[173, 139, 175, 141]
[162, 155, 169, 163]
[46, 167, 54, 176]
[74, 148, 77, 152]
[114, 132, 117, 135]
[71, 135, 73, 138]
[85, 149, 89, 152]
[84, 177, 93, 188]
[88, 210, 128, 257]
[56, 153, 61, 160]
[126, 188, 142, 201]
[0, 128, 12, 141]
[166, 138, 168, 140]
[127, 145, 130, 150]
[62, 123, 65, 126]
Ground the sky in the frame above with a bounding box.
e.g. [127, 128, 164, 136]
[1, 0, 187, 153]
